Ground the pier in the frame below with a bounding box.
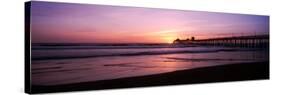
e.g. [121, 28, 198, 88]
[173, 35, 269, 48]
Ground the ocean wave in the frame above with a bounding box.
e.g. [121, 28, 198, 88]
[32, 45, 194, 50]
[31, 48, 256, 61]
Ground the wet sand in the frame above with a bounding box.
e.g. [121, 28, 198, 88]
[31, 61, 269, 94]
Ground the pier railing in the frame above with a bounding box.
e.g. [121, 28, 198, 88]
[175, 35, 269, 48]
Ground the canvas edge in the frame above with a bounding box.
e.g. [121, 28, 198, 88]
[24, 1, 31, 94]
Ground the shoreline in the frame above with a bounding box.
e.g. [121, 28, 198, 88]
[31, 61, 269, 94]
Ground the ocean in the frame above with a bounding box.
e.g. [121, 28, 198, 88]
[31, 43, 269, 86]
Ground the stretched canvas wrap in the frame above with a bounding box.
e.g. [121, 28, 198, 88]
[25, 1, 270, 94]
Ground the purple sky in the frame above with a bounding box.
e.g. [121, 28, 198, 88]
[30, 1, 269, 43]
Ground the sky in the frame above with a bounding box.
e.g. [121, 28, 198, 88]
[30, 1, 269, 43]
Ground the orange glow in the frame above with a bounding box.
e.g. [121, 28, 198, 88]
[153, 30, 179, 43]
[161, 36, 176, 43]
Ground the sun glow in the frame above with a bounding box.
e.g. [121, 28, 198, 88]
[156, 29, 181, 43]
[162, 36, 175, 43]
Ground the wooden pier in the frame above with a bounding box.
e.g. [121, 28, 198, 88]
[173, 35, 269, 48]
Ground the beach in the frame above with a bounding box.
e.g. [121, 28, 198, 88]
[31, 61, 269, 93]
[30, 44, 269, 93]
